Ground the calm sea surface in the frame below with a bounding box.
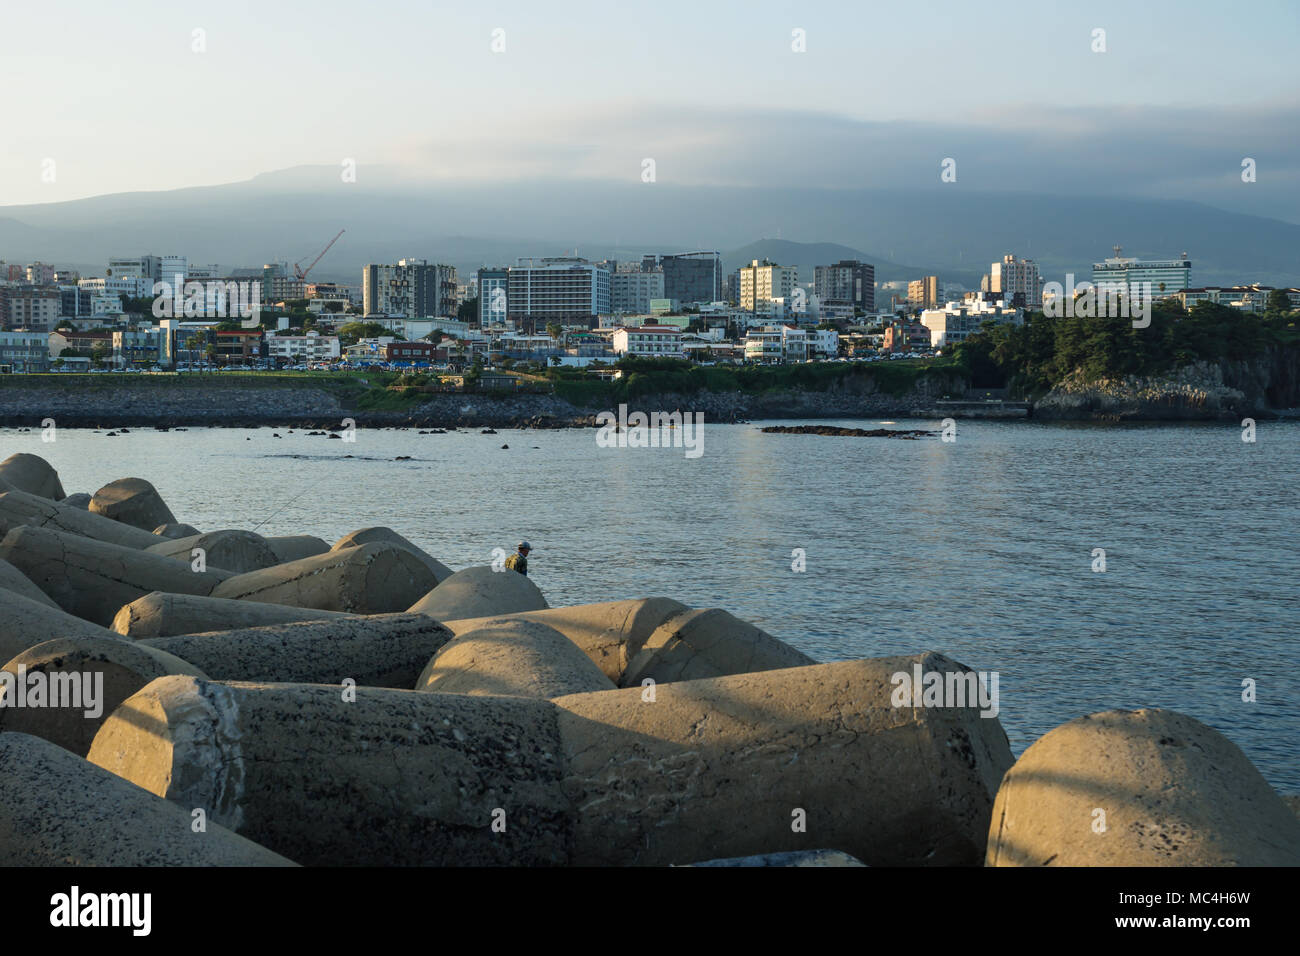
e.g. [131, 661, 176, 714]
[14, 418, 1299, 792]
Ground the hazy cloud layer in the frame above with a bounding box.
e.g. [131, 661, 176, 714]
[395, 102, 1300, 223]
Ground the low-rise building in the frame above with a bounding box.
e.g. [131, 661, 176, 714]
[0, 330, 50, 371]
[920, 301, 1024, 349]
[266, 331, 341, 364]
[612, 325, 684, 358]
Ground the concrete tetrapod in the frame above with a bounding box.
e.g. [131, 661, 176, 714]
[140, 614, 455, 688]
[442, 598, 690, 684]
[416, 619, 616, 698]
[60, 493, 92, 510]
[0, 556, 59, 609]
[89, 477, 177, 530]
[88, 677, 571, 866]
[153, 523, 201, 539]
[408, 565, 548, 621]
[551, 652, 1014, 866]
[0, 453, 65, 500]
[620, 607, 816, 687]
[91, 652, 1014, 866]
[264, 535, 330, 564]
[0, 636, 206, 756]
[0, 488, 163, 549]
[111, 591, 354, 638]
[985, 708, 1300, 866]
[211, 541, 436, 613]
[0, 525, 233, 626]
[146, 530, 280, 573]
[331, 527, 453, 584]
[0, 589, 121, 663]
[0, 733, 295, 866]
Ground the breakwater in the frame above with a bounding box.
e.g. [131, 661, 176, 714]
[0, 449, 1298, 867]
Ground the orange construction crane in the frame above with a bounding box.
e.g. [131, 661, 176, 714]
[294, 229, 345, 281]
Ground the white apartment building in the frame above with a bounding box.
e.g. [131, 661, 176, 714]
[366, 316, 470, 340]
[739, 260, 798, 313]
[743, 325, 837, 363]
[266, 331, 341, 363]
[988, 254, 1042, 308]
[89, 294, 125, 315]
[612, 325, 684, 358]
[79, 276, 154, 298]
[920, 301, 1024, 348]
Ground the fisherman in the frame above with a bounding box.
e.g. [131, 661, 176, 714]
[504, 541, 531, 576]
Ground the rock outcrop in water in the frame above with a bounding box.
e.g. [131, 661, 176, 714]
[0, 452, 1294, 867]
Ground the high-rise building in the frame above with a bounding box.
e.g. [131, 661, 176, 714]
[907, 276, 941, 309]
[107, 255, 163, 283]
[610, 269, 665, 313]
[477, 267, 509, 327]
[987, 254, 1041, 308]
[1092, 247, 1191, 297]
[660, 252, 722, 306]
[739, 259, 798, 313]
[814, 259, 875, 312]
[506, 258, 610, 331]
[159, 255, 188, 286]
[363, 259, 458, 317]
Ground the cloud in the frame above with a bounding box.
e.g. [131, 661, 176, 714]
[392, 102, 1300, 221]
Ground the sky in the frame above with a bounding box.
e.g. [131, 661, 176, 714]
[2, 0, 1298, 217]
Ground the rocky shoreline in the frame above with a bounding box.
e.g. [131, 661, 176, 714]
[0, 363, 1295, 428]
[0, 450, 1298, 867]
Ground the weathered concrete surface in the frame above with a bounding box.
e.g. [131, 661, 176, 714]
[211, 542, 436, 613]
[265, 535, 330, 564]
[0, 732, 296, 866]
[89, 477, 177, 530]
[1285, 795, 1300, 821]
[0, 453, 65, 500]
[60, 493, 92, 510]
[141, 614, 454, 688]
[417, 619, 616, 698]
[153, 522, 202, 539]
[443, 598, 690, 685]
[0, 589, 120, 663]
[684, 849, 866, 867]
[0, 488, 162, 550]
[0, 556, 59, 609]
[408, 565, 548, 621]
[0, 636, 206, 756]
[621, 607, 816, 687]
[986, 708, 1300, 867]
[111, 591, 353, 638]
[553, 653, 1014, 866]
[146, 529, 279, 573]
[88, 676, 571, 866]
[332, 527, 453, 584]
[0, 525, 232, 626]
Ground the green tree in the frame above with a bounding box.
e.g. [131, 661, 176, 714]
[457, 296, 479, 323]
[1266, 289, 1293, 314]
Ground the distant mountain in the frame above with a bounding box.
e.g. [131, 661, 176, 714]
[1, 167, 1296, 287]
